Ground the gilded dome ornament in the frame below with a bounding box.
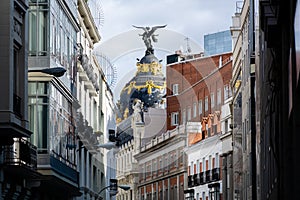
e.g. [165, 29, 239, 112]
[116, 25, 167, 121]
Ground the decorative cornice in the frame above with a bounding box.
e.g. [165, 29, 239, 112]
[122, 80, 166, 95]
[136, 62, 163, 75]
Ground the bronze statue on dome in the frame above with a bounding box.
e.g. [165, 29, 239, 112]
[133, 25, 167, 54]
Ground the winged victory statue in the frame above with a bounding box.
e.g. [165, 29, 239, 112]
[132, 25, 167, 52]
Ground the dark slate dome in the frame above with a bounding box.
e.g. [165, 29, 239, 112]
[140, 54, 159, 64]
[117, 51, 166, 121]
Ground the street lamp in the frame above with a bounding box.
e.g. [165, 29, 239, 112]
[95, 142, 117, 150]
[97, 179, 130, 200]
[28, 67, 66, 77]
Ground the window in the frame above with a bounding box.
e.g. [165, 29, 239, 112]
[224, 84, 232, 100]
[193, 102, 197, 118]
[159, 158, 163, 173]
[174, 151, 178, 168]
[93, 100, 97, 129]
[28, 82, 49, 153]
[29, 2, 48, 56]
[217, 89, 221, 105]
[153, 160, 157, 174]
[13, 48, 22, 117]
[199, 100, 203, 115]
[205, 96, 209, 111]
[172, 84, 179, 95]
[171, 112, 179, 126]
[209, 155, 212, 170]
[187, 107, 191, 121]
[196, 160, 200, 173]
[182, 109, 186, 124]
[211, 93, 215, 108]
[215, 153, 219, 168]
[164, 154, 169, 171]
[225, 119, 228, 133]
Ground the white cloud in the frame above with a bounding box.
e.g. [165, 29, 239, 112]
[99, 0, 236, 44]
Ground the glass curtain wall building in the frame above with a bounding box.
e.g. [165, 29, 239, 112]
[28, 82, 76, 164]
[27, 0, 80, 198]
[204, 30, 232, 56]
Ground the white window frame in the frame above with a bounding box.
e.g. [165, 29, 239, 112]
[205, 96, 208, 111]
[199, 100, 202, 115]
[193, 102, 197, 118]
[172, 84, 179, 95]
[211, 92, 215, 108]
[182, 109, 186, 124]
[217, 88, 221, 105]
[187, 107, 191, 121]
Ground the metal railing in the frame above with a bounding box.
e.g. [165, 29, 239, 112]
[188, 168, 220, 187]
[2, 138, 37, 169]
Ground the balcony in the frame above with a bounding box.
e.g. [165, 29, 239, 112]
[2, 138, 37, 170]
[193, 173, 200, 186]
[37, 151, 79, 184]
[199, 172, 205, 184]
[205, 170, 212, 183]
[212, 168, 220, 181]
[78, 54, 99, 94]
[50, 151, 78, 183]
[188, 175, 194, 188]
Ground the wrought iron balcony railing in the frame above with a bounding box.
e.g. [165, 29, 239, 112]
[199, 172, 205, 184]
[205, 170, 212, 183]
[188, 175, 194, 188]
[2, 138, 37, 169]
[193, 173, 200, 186]
[212, 168, 220, 181]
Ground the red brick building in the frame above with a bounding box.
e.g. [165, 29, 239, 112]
[166, 52, 232, 140]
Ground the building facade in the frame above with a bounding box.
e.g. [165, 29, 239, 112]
[230, 0, 257, 199]
[27, 0, 81, 198]
[166, 52, 232, 131]
[258, 0, 300, 199]
[76, 0, 115, 199]
[0, 0, 39, 199]
[186, 124, 222, 200]
[219, 95, 233, 200]
[166, 51, 232, 200]
[135, 125, 187, 200]
[204, 30, 232, 56]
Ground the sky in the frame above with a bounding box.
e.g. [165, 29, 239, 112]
[92, 0, 238, 101]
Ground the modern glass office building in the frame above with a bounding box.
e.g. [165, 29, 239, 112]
[204, 30, 232, 56]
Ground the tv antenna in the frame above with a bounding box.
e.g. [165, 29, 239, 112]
[94, 53, 117, 89]
[184, 37, 192, 54]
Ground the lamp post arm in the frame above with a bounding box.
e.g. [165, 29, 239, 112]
[98, 185, 111, 195]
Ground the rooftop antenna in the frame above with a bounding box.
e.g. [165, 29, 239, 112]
[184, 37, 192, 54]
[87, 0, 105, 29]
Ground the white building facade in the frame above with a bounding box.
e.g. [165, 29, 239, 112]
[76, 0, 115, 199]
[186, 133, 222, 200]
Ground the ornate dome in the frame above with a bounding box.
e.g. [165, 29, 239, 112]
[117, 51, 166, 122]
